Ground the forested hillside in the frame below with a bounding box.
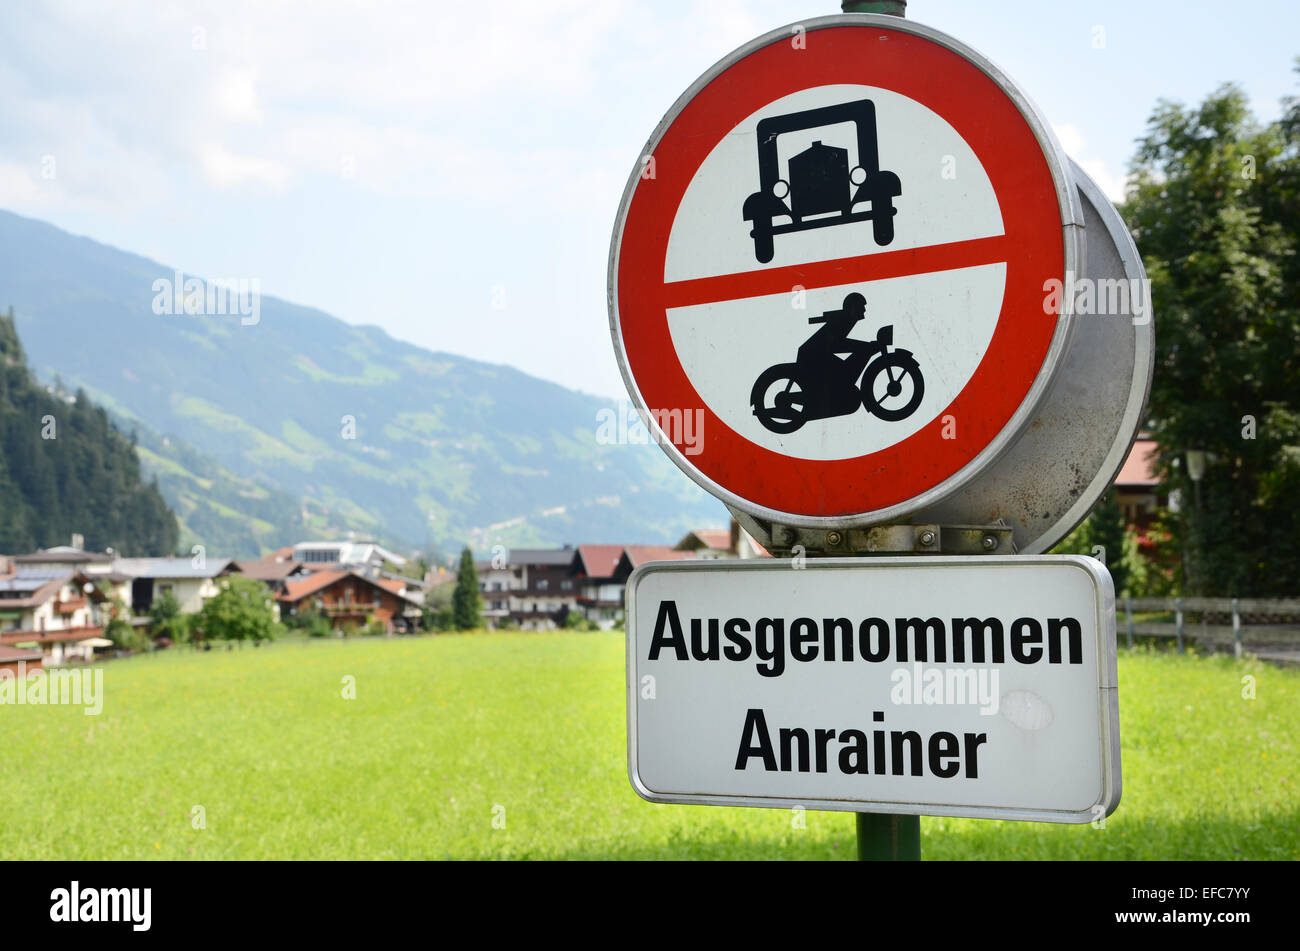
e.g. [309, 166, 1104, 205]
[0, 308, 178, 555]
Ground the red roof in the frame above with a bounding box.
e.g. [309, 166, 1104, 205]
[1116, 438, 1159, 488]
[677, 528, 732, 552]
[279, 570, 348, 603]
[237, 559, 306, 581]
[575, 544, 624, 579]
[278, 570, 422, 608]
[623, 545, 695, 568]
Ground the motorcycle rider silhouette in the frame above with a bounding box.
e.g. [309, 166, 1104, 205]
[797, 291, 875, 386]
[751, 292, 925, 434]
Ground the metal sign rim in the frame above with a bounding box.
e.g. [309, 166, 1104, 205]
[607, 13, 1084, 529]
[1019, 159, 1155, 554]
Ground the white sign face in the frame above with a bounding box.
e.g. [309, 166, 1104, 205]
[627, 556, 1120, 823]
[664, 84, 1006, 461]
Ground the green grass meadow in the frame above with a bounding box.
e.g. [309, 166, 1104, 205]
[1, 632, 1295, 860]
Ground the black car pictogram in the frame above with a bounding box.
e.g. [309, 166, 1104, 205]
[741, 99, 902, 263]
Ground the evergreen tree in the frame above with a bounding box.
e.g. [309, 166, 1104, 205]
[0, 310, 179, 554]
[1088, 491, 1130, 597]
[451, 547, 483, 631]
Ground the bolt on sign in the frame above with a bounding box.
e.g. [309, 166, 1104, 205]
[609, 15, 1085, 528]
[627, 557, 1121, 823]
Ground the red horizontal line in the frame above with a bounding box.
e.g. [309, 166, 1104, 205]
[662, 234, 1009, 309]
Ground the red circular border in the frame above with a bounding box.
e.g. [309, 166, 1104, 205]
[615, 24, 1064, 517]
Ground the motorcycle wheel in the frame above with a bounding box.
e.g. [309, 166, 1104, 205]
[751, 363, 808, 434]
[861, 351, 924, 422]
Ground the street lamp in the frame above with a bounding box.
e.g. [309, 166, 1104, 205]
[1185, 448, 1207, 514]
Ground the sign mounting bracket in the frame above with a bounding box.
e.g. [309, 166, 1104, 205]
[728, 506, 1017, 557]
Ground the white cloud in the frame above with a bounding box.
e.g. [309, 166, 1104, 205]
[0, 161, 58, 205]
[211, 67, 263, 122]
[199, 147, 290, 190]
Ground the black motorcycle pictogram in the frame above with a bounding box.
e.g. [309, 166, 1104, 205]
[750, 293, 925, 434]
[742, 99, 903, 264]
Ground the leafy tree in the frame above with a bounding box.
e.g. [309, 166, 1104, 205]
[193, 575, 278, 644]
[101, 593, 143, 651]
[1124, 72, 1300, 595]
[1125, 518, 1179, 599]
[418, 578, 455, 632]
[149, 588, 189, 642]
[1051, 492, 1129, 596]
[451, 547, 482, 631]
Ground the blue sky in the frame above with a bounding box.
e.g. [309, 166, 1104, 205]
[1, 0, 1296, 400]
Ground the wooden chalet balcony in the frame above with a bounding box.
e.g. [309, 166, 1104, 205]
[324, 602, 378, 615]
[0, 625, 104, 646]
[55, 598, 87, 614]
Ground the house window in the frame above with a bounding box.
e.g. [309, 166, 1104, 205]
[538, 580, 549, 591]
[561, 581, 572, 590]
[492, 600, 504, 610]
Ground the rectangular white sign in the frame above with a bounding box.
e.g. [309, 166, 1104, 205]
[627, 555, 1121, 823]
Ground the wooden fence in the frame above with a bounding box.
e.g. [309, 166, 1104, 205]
[1119, 596, 1300, 658]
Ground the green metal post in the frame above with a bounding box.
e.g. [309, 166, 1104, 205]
[857, 812, 921, 861]
[1232, 597, 1242, 659]
[841, 1, 907, 14]
[1126, 595, 1134, 649]
[836, 0, 919, 862]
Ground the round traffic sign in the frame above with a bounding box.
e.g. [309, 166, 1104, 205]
[609, 15, 1083, 527]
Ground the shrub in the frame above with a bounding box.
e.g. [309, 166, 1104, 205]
[193, 576, 278, 644]
[563, 610, 599, 632]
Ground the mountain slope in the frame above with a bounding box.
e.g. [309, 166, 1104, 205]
[128, 420, 323, 559]
[0, 209, 723, 554]
[0, 309, 178, 555]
